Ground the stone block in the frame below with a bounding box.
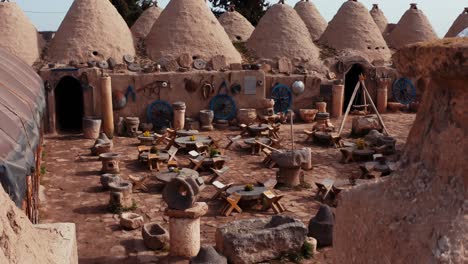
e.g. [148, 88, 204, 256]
[212, 55, 228, 71]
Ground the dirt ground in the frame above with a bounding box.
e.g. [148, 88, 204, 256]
[39, 112, 415, 264]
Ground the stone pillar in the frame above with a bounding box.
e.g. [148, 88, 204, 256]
[172, 102, 186, 130]
[331, 84, 344, 118]
[277, 167, 302, 186]
[100, 76, 114, 137]
[377, 78, 391, 113]
[165, 202, 208, 258]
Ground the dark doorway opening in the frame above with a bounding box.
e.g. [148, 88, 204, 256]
[55, 76, 84, 132]
[344, 64, 364, 112]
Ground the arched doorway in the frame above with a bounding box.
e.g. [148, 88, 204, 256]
[54, 76, 84, 132]
[344, 64, 364, 112]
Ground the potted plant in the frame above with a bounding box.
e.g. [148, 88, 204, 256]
[244, 184, 254, 192]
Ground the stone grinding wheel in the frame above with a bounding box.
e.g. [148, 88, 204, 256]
[123, 54, 135, 64]
[128, 63, 142, 72]
[193, 59, 207, 70]
[162, 176, 204, 210]
[98, 61, 109, 69]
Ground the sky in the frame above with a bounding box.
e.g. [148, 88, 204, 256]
[14, 0, 467, 37]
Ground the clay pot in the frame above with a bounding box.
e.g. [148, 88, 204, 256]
[108, 180, 133, 192]
[99, 153, 120, 173]
[237, 108, 257, 125]
[120, 212, 144, 230]
[82, 116, 102, 139]
[316, 102, 327, 113]
[299, 109, 318, 123]
[124, 117, 140, 137]
[173, 102, 186, 130]
[142, 223, 169, 250]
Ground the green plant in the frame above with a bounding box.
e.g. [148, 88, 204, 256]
[150, 146, 158, 154]
[40, 165, 46, 175]
[108, 201, 138, 214]
[209, 147, 220, 158]
[301, 241, 314, 259]
[41, 151, 46, 159]
[356, 139, 366, 150]
[244, 184, 254, 192]
[143, 131, 151, 137]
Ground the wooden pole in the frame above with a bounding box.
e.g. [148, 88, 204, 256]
[338, 78, 361, 136]
[101, 76, 114, 137]
[362, 83, 390, 136]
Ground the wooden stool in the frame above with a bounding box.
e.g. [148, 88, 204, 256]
[166, 146, 178, 163]
[148, 153, 160, 171]
[208, 167, 230, 184]
[189, 156, 205, 171]
[211, 180, 233, 200]
[303, 130, 314, 142]
[221, 193, 242, 216]
[262, 190, 285, 214]
[225, 135, 241, 149]
[261, 148, 276, 168]
[137, 145, 151, 161]
[129, 175, 149, 192]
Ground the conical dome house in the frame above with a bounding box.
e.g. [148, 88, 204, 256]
[218, 6, 255, 42]
[370, 4, 388, 33]
[445, 8, 468, 38]
[145, 0, 241, 64]
[246, 2, 321, 68]
[294, 0, 328, 41]
[388, 4, 438, 49]
[47, 0, 136, 63]
[0, 3, 44, 65]
[319, 0, 391, 62]
[131, 4, 163, 39]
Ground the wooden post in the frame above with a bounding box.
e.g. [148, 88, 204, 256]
[362, 84, 390, 136]
[338, 78, 361, 136]
[100, 76, 114, 137]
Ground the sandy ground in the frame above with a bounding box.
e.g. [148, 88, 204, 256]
[39, 112, 415, 264]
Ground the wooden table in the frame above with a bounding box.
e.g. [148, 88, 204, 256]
[244, 137, 272, 155]
[226, 185, 267, 201]
[175, 136, 213, 150]
[176, 130, 200, 137]
[156, 168, 199, 184]
[140, 152, 169, 171]
[248, 124, 270, 137]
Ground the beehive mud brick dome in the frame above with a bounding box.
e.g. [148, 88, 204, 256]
[319, 0, 391, 62]
[445, 7, 468, 38]
[131, 5, 163, 39]
[0, 2, 44, 65]
[294, 0, 328, 41]
[369, 4, 388, 33]
[46, 0, 136, 63]
[387, 3, 438, 49]
[246, 2, 322, 70]
[145, 0, 241, 64]
[218, 8, 255, 42]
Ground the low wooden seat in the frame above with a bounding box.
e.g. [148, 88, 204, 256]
[195, 142, 209, 155]
[212, 157, 226, 170]
[164, 129, 177, 150]
[166, 146, 178, 163]
[211, 180, 234, 200]
[221, 193, 242, 216]
[303, 130, 314, 142]
[207, 166, 230, 184]
[148, 153, 161, 171]
[269, 124, 281, 139]
[154, 133, 166, 145]
[262, 190, 285, 214]
[261, 148, 276, 168]
[129, 174, 149, 192]
[189, 156, 206, 171]
[137, 145, 151, 161]
[315, 178, 342, 201]
[225, 135, 242, 149]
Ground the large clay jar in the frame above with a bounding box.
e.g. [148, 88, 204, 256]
[299, 109, 318, 123]
[199, 110, 214, 131]
[173, 102, 186, 130]
[99, 153, 121, 173]
[261, 98, 275, 108]
[82, 116, 102, 139]
[237, 108, 257, 125]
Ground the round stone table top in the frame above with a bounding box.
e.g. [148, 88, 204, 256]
[248, 124, 270, 134]
[244, 137, 272, 146]
[139, 152, 169, 161]
[175, 135, 213, 146]
[176, 130, 200, 137]
[226, 185, 267, 201]
[156, 168, 199, 184]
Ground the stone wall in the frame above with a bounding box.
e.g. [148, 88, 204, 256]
[333, 38, 467, 263]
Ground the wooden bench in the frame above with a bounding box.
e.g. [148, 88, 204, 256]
[221, 193, 242, 216]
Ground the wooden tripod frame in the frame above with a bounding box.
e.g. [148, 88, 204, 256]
[337, 74, 389, 137]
